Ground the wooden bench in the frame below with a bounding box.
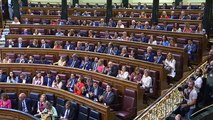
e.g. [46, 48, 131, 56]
[6, 34, 187, 80]
[0, 82, 112, 120]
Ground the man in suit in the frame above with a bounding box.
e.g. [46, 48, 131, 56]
[80, 56, 92, 70]
[22, 18, 31, 24]
[60, 101, 76, 120]
[0, 69, 7, 82]
[14, 37, 27, 48]
[154, 50, 165, 64]
[91, 57, 99, 71]
[15, 54, 26, 63]
[99, 84, 115, 105]
[17, 73, 31, 84]
[143, 46, 155, 62]
[18, 93, 32, 113]
[84, 43, 94, 52]
[184, 40, 197, 68]
[67, 54, 81, 68]
[89, 82, 103, 101]
[64, 41, 75, 50]
[66, 17, 74, 25]
[94, 42, 104, 53]
[104, 61, 118, 77]
[40, 39, 51, 48]
[43, 72, 54, 87]
[85, 79, 94, 98]
[104, 42, 113, 55]
[21, 29, 31, 35]
[140, 33, 149, 43]
[136, 2, 143, 9]
[66, 74, 77, 93]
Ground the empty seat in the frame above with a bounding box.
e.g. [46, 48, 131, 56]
[78, 105, 90, 120]
[56, 97, 66, 115]
[46, 93, 55, 105]
[89, 109, 101, 120]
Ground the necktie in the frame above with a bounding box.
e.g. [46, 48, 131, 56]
[71, 60, 76, 67]
[47, 78, 50, 86]
[64, 109, 69, 118]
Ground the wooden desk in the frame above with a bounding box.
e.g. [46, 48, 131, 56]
[0, 82, 111, 120]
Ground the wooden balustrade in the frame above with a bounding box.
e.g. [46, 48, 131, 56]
[0, 108, 39, 120]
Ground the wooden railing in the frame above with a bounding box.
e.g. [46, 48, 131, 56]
[0, 108, 39, 120]
[134, 60, 208, 120]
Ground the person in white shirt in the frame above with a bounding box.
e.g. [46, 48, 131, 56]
[52, 75, 63, 89]
[138, 69, 153, 93]
[12, 17, 20, 24]
[193, 68, 203, 93]
[163, 52, 176, 85]
[116, 20, 125, 28]
[6, 71, 16, 83]
[148, 35, 157, 45]
[117, 65, 129, 80]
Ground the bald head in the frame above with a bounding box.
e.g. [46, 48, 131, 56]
[19, 93, 26, 101]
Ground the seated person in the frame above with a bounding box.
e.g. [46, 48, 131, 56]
[112, 46, 120, 55]
[80, 56, 92, 70]
[116, 20, 125, 28]
[67, 29, 76, 37]
[27, 56, 34, 63]
[104, 61, 118, 77]
[136, 2, 143, 9]
[66, 74, 77, 93]
[0, 69, 7, 82]
[74, 77, 86, 96]
[129, 49, 137, 59]
[138, 69, 153, 93]
[120, 47, 129, 57]
[22, 18, 31, 24]
[117, 12, 123, 18]
[154, 50, 165, 64]
[6, 72, 16, 83]
[91, 57, 99, 71]
[53, 41, 62, 49]
[39, 101, 58, 120]
[160, 35, 170, 46]
[130, 67, 142, 83]
[117, 65, 129, 80]
[75, 42, 85, 51]
[18, 93, 32, 113]
[7, 39, 14, 48]
[96, 59, 105, 73]
[0, 93, 12, 108]
[53, 56, 66, 66]
[94, 42, 104, 53]
[183, 23, 193, 33]
[87, 81, 103, 101]
[32, 72, 44, 85]
[14, 37, 27, 48]
[33, 94, 47, 115]
[15, 54, 26, 63]
[163, 53, 176, 85]
[67, 54, 81, 68]
[143, 46, 155, 62]
[12, 17, 20, 24]
[104, 42, 113, 55]
[85, 79, 94, 98]
[28, 39, 40, 48]
[2, 56, 12, 63]
[55, 29, 64, 36]
[21, 29, 31, 35]
[148, 35, 157, 45]
[40, 39, 51, 48]
[140, 33, 149, 43]
[66, 17, 74, 25]
[33, 29, 42, 35]
[84, 42, 94, 52]
[99, 84, 115, 106]
[64, 41, 76, 50]
[179, 11, 191, 20]
[82, 11, 91, 17]
[60, 101, 76, 120]
[17, 72, 31, 84]
[99, 18, 106, 27]
[52, 75, 63, 89]
[43, 72, 54, 87]
[160, 11, 169, 19]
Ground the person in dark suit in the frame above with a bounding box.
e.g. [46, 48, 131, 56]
[112, 46, 120, 55]
[154, 50, 165, 64]
[60, 101, 76, 120]
[140, 33, 149, 43]
[80, 56, 92, 70]
[21, 29, 31, 35]
[40, 39, 51, 49]
[0, 69, 7, 82]
[85, 79, 94, 97]
[84, 43, 94, 52]
[43, 72, 54, 87]
[67, 54, 81, 68]
[94, 42, 104, 53]
[75, 42, 85, 51]
[104, 42, 113, 55]
[91, 57, 99, 71]
[22, 18, 31, 24]
[143, 46, 155, 62]
[99, 84, 115, 105]
[88, 82, 103, 101]
[18, 93, 32, 113]
[64, 41, 75, 50]
[15, 54, 26, 63]
[104, 61, 118, 77]
[17, 73, 31, 84]
[184, 40, 197, 68]
[66, 74, 77, 93]
[14, 37, 27, 48]
[136, 2, 143, 9]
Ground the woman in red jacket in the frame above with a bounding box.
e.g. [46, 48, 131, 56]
[74, 77, 86, 96]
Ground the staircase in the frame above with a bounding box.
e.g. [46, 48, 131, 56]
[0, 20, 12, 47]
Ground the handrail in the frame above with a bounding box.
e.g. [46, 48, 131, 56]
[134, 59, 208, 120]
[0, 108, 39, 120]
[191, 104, 213, 117]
